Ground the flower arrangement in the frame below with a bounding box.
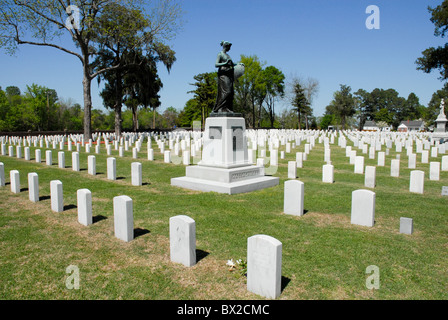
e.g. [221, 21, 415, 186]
[226, 258, 247, 276]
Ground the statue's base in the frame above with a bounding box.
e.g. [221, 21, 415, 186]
[171, 165, 279, 195]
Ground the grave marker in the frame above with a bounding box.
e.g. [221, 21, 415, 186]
[113, 195, 134, 242]
[351, 189, 375, 227]
[169, 215, 196, 267]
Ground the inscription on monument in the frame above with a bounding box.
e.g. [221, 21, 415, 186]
[209, 126, 222, 140]
[230, 169, 260, 182]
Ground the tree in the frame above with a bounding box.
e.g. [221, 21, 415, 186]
[0, 0, 182, 139]
[326, 84, 356, 129]
[263, 66, 285, 128]
[188, 72, 217, 128]
[416, 1, 448, 80]
[178, 99, 201, 127]
[290, 80, 309, 129]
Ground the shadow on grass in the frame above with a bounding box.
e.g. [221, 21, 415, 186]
[39, 195, 51, 201]
[281, 276, 291, 292]
[64, 204, 77, 211]
[134, 227, 150, 238]
[93, 215, 107, 224]
[196, 249, 209, 263]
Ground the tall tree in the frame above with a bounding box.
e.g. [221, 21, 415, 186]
[416, 0, 448, 81]
[290, 80, 309, 129]
[188, 72, 217, 129]
[326, 84, 356, 129]
[0, 0, 182, 139]
[263, 66, 285, 128]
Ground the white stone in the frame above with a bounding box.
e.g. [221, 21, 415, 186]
[46, 150, 52, 166]
[88, 155, 96, 175]
[16, 146, 22, 159]
[35, 149, 41, 163]
[322, 164, 334, 183]
[131, 162, 142, 186]
[169, 215, 196, 267]
[50, 180, 63, 212]
[351, 189, 375, 227]
[431, 147, 438, 158]
[0, 162, 4, 187]
[107, 157, 116, 180]
[391, 159, 400, 177]
[247, 234, 282, 299]
[164, 150, 171, 163]
[409, 170, 424, 194]
[113, 195, 134, 242]
[408, 153, 416, 169]
[296, 152, 303, 168]
[10, 170, 20, 194]
[24, 147, 30, 161]
[283, 180, 304, 216]
[430, 162, 440, 181]
[72, 152, 80, 171]
[400, 217, 413, 235]
[58, 151, 65, 169]
[28, 173, 39, 202]
[377, 151, 385, 166]
[77, 189, 92, 226]
[148, 148, 154, 161]
[421, 150, 429, 164]
[364, 166, 376, 188]
[288, 161, 297, 179]
[183, 150, 191, 165]
[354, 156, 364, 174]
[442, 155, 448, 171]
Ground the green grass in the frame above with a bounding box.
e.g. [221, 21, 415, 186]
[0, 137, 447, 300]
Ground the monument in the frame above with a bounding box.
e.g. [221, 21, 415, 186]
[171, 41, 279, 194]
[432, 99, 448, 143]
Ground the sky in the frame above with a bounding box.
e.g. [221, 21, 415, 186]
[0, 0, 446, 119]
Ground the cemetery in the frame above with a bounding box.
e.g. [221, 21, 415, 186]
[0, 127, 447, 300]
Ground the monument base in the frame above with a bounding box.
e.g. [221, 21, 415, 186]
[171, 165, 279, 195]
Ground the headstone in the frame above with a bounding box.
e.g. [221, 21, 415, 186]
[164, 150, 171, 163]
[442, 155, 448, 171]
[247, 234, 282, 299]
[131, 162, 142, 186]
[430, 162, 440, 181]
[24, 147, 30, 161]
[408, 153, 416, 169]
[72, 152, 80, 171]
[442, 186, 448, 196]
[288, 161, 297, 179]
[35, 149, 41, 163]
[10, 170, 20, 194]
[148, 148, 154, 161]
[113, 195, 134, 242]
[28, 173, 39, 202]
[132, 147, 138, 159]
[50, 180, 63, 212]
[421, 150, 429, 164]
[390, 159, 400, 177]
[0, 162, 4, 187]
[169, 215, 196, 267]
[377, 151, 385, 167]
[399, 217, 413, 235]
[77, 189, 92, 226]
[364, 166, 376, 188]
[283, 180, 304, 216]
[107, 157, 116, 180]
[46, 150, 52, 166]
[183, 150, 191, 166]
[322, 164, 334, 183]
[354, 156, 364, 174]
[431, 146, 438, 158]
[409, 170, 424, 194]
[88, 155, 96, 176]
[350, 189, 375, 227]
[57, 151, 65, 169]
[296, 152, 303, 168]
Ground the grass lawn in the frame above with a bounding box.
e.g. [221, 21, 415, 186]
[0, 135, 447, 300]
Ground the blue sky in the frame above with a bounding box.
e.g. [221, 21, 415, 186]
[0, 0, 446, 118]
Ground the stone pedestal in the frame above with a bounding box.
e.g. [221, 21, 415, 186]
[171, 116, 279, 195]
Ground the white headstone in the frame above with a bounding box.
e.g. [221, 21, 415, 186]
[0, 162, 4, 187]
[296, 152, 303, 168]
[77, 189, 92, 226]
[421, 150, 429, 164]
[88, 155, 96, 176]
[28, 172, 39, 202]
[131, 162, 142, 186]
[409, 170, 424, 194]
[183, 150, 191, 166]
[107, 157, 116, 180]
[390, 159, 400, 177]
[288, 161, 297, 179]
[408, 153, 416, 169]
[430, 162, 440, 181]
[351, 189, 375, 227]
[58, 151, 65, 169]
[113, 195, 134, 242]
[377, 151, 385, 167]
[322, 164, 334, 183]
[364, 166, 376, 188]
[24, 147, 30, 161]
[399, 217, 413, 235]
[72, 152, 80, 171]
[442, 155, 448, 171]
[10, 170, 20, 194]
[50, 180, 63, 212]
[148, 148, 154, 161]
[164, 150, 171, 163]
[46, 150, 52, 166]
[169, 215, 196, 267]
[35, 149, 41, 163]
[354, 156, 364, 174]
[283, 180, 304, 216]
[247, 234, 282, 299]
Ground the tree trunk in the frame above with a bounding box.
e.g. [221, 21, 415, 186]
[114, 104, 122, 138]
[82, 69, 92, 141]
[298, 112, 301, 130]
[132, 106, 138, 132]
